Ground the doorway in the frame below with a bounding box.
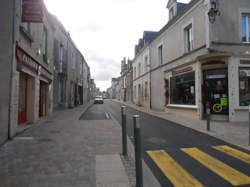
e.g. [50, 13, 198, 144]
[39, 81, 48, 117]
[203, 69, 229, 116]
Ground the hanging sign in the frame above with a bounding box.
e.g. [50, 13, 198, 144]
[22, 0, 44, 23]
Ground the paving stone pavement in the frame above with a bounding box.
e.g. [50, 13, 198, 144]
[0, 104, 130, 187]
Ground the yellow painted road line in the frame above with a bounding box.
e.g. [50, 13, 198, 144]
[181, 147, 250, 186]
[212, 145, 250, 164]
[147, 150, 204, 187]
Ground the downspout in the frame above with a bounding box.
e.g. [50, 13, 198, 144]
[8, 0, 16, 139]
[149, 44, 152, 109]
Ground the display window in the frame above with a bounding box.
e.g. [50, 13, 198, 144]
[239, 67, 250, 106]
[170, 71, 195, 105]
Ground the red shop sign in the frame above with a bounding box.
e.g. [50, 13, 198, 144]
[22, 0, 44, 23]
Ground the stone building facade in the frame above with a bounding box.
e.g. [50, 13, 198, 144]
[130, 0, 250, 122]
[0, 0, 92, 143]
[0, 0, 14, 144]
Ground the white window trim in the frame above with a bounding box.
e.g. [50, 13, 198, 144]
[157, 42, 163, 65]
[182, 18, 194, 54]
[239, 9, 250, 43]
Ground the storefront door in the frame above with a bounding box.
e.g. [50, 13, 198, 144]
[39, 81, 48, 117]
[203, 69, 229, 115]
[18, 73, 28, 124]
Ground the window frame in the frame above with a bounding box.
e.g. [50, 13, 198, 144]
[170, 71, 196, 105]
[238, 66, 250, 106]
[158, 45, 163, 65]
[241, 13, 250, 43]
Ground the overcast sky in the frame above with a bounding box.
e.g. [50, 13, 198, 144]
[44, 0, 190, 91]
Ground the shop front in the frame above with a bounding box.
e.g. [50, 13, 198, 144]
[39, 67, 53, 118]
[16, 46, 38, 125]
[203, 69, 229, 118]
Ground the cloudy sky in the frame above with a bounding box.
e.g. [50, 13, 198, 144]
[44, 0, 190, 91]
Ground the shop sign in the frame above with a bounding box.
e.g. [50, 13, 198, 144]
[172, 67, 193, 76]
[22, 0, 44, 23]
[213, 104, 223, 113]
[16, 46, 39, 72]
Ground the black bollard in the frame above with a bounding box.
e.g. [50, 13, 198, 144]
[121, 106, 127, 156]
[133, 115, 143, 187]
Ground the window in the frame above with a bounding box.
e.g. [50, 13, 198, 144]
[144, 56, 148, 73]
[170, 72, 195, 105]
[59, 44, 64, 71]
[158, 45, 163, 65]
[184, 24, 193, 52]
[42, 27, 48, 61]
[134, 67, 136, 78]
[134, 86, 136, 99]
[144, 81, 148, 98]
[242, 14, 250, 42]
[169, 7, 174, 20]
[80, 62, 83, 75]
[71, 53, 76, 69]
[239, 67, 250, 106]
[138, 63, 141, 76]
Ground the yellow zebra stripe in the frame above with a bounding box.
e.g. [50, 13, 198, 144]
[213, 145, 250, 164]
[147, 150, 204, 187]
[182, 147, 250, 186]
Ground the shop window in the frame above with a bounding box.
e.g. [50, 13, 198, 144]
[170, 71, 195, 105]
[241, 14, 250, 43]
[239, 67, 250, 106]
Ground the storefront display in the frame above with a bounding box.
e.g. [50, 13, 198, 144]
[170, 71, 195, 105]
[239, 67, 250, 106]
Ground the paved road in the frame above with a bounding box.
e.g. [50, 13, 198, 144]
[101, 100, 250, 187]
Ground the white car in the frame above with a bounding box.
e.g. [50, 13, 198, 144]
[94, 96, 104, 104]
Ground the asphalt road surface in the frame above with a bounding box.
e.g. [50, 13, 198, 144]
[87, 100, 250, 187]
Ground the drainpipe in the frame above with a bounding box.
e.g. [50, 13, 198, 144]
[149, 45, 152, 109]
[8, 0, 16, 139]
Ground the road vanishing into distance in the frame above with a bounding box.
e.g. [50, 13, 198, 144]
[84, 100, 250, 187]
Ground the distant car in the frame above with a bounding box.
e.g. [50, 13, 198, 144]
[94, 96, 104, 104]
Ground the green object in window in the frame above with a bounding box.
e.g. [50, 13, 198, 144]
[220, 98, 228, 106]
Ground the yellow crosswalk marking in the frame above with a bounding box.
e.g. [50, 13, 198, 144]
[181, 147, 250, 186]
[213, 145, 250, 164]
[147, 150, 204, 187]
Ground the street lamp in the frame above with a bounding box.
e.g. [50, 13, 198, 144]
[208, 0, 220, 23]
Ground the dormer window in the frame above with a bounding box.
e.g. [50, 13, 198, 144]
[169, 7, 175, 20]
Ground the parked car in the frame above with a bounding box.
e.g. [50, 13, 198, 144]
[94, 96, 104, 104]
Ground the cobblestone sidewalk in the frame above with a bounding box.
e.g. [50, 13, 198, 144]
[0, 104, 130, 187]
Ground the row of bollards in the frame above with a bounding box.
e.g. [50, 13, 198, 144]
[121, 106, 143, 187]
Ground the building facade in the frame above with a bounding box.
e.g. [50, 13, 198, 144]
[0, 0, 92, 143]
[8, 0, 54, 137]
[129, 0, 250, 122]
[0, 0, 15, 144]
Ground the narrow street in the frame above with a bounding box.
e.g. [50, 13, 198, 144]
[104, 100, 250, 187]
[0, 101, 250, 187]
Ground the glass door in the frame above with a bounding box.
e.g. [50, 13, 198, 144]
[203, 69, 229, 115]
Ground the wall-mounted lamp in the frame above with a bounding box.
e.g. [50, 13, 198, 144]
[208, 0, 220, 23]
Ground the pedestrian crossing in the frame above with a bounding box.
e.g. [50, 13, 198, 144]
[146, 145, 250, 187]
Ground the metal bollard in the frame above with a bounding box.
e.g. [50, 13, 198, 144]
[121, 106, 127, 156]
[249, 105, 250, 146]
[206, 102, 211, 131]
[133, 115, 143, 187]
